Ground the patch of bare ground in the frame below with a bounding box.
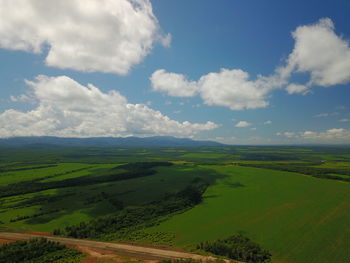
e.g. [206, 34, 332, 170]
[0, 238, 14, 245]
[69, 244, 159, 263]
[118, 242, 186, 253]
[23, 231, 52, 236]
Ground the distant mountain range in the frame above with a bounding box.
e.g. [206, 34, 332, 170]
[0, 136, 223, 148]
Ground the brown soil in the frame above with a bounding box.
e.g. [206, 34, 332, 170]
[19, 231, 52, 236]
[117, 241, 186, 253]
[0, 238, 14, 245]
[69, 244, 159, 263]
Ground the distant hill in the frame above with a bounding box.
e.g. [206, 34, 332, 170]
[0, 136, 223, 148]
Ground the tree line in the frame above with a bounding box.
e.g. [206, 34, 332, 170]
[197, 234, 272, 263]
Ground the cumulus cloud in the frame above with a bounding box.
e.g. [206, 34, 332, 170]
[151, 69, 275, 110]
[0, 76, 218, 138]
[0, 0, 169, 75]
[339, 118, 350, 122]
[263, 120, 272, 125]
[198, 69, 273, 110]
[151, 18, 350, 108]
[282, 18, 350, 92]
[234, 121, 252, 128]
[150, 69, 198, 97]
[286, 83, 309, 95]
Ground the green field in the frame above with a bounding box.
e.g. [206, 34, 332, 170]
[0, 146, 349, 263]
[145, 165, 350, 263]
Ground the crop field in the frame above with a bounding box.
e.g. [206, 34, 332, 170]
[145, 165, 350, 263]
[0, 145, 349, 263]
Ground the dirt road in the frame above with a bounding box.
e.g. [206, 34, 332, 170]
[0, 232, 232, 262]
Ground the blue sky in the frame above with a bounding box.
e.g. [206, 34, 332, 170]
[0, 0, 350, 144]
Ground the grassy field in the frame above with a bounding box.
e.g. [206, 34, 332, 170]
[0, 145, 349, 263]
[145, 165, 350, 263]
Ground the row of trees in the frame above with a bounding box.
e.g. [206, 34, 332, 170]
[197, 234, 271, 263]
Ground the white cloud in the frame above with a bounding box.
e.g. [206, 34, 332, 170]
[336, 105, 347, 110]
[263, 120, 272, 125]
[10, 94, 35, 103]
[235, 121, 252, 128]
[283, 132, 295, 138]
[276, 128, 350, 143]
[286, 83, 309, 95]
[0, 0, 169, 75]
[151, 18, 350, 107]
[150, 69, 199, 97]
[160, 33, 172, 48]
[283, 18, 350, 91]
[198, 69, 272, 110]
[339, 118, 350, 122]
[151, 68, 274, 110]
[0, 76, 218, 138]
[314, 112, 339, 118]
[301, 128, 350, 141]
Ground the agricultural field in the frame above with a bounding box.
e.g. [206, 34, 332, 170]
[0, 145, 349, 263]
[145, 165, 350, 263]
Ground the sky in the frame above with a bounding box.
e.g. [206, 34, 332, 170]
[0, 0, 350, 144]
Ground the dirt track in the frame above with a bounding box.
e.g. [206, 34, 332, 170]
[0, 232, 233, 262]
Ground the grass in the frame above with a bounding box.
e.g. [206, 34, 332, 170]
[145, 165, 350, 263]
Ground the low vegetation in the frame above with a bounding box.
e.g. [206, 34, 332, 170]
[0, 238, 83, 263]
